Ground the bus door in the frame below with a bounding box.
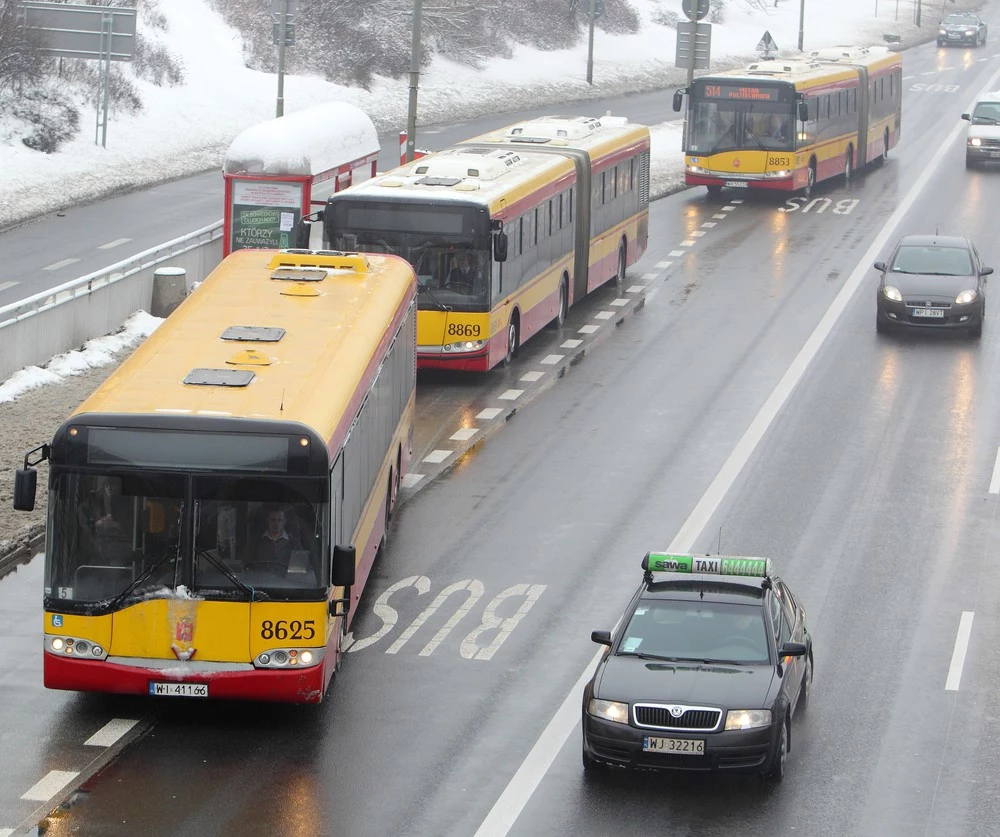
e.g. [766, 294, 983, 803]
[855, 67, 870, 167]
[570, 156, 591, 303]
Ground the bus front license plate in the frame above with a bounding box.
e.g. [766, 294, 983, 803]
[149, 682, 208, 697]
[643, 737, 705, 754]
[912, 308, 944, 318]
[724, 181, 748, 188]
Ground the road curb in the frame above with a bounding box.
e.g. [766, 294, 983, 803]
[0, 523, 45, 580]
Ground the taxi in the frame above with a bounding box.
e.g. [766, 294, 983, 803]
[582, 553, 812, 780]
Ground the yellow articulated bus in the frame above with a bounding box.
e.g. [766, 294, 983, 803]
[13, 249, 416, 704]
[296, 114, 650, 371]
[673, 46, 902, 197]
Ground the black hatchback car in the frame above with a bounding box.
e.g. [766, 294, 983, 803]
[582, 553, 812, 781]
[875, 235, 992, 338]
[938, 13, 988, 47]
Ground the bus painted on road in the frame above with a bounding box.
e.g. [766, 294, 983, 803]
[673, 46, 902, 197]
[297, 115, 650, 371]
[13, 248, 416, 703]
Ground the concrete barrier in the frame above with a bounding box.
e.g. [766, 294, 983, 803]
[0, 221, 224, 383]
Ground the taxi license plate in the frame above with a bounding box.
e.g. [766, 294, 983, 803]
[912, 308, 944, 318]
[643, 736, 705, 754]
[149, 682, 208, 697]
[990, 151, 1000, 158]
[724, 181, 748, 188]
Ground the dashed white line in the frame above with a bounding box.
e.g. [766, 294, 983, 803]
[22, 770, 79, 801]
[655, 260, 673, 268]
[721, 206, 736, 212]
[593, 311, 614, 321]
[97, 237, 132, 250]
[903, 74, 916, 80]
[945, 612, 975, 691]
[0, 281, 18, 291]
[689, 230, 706, 237]
[559, 339, 582, 349]
[712, 213, 727, 219]
[609, 299, 628, 307]
[625, 285, 646, 293]
[729, 199, 743, 204]
[401, 473, 425, 488]
[641, 272, 658, 280]
[921, 70, 938, 76]
[2, 827, 14, 836]
[84, 718, 138, 747]
[540, 354, 565, 365]
[519, 371, 544, 382]
[668, 249, 685, 256]
[577, 324, 599, 334]
[450, 428, 479, 441]
[498, 389, 524, 401]
[422, 450, 451, 464]
[43, 258, 80, 271]
[680, 240, 695, 247]
[476, 407, 504, 420]
[989, 447, 1000, 494]
[701, 222, 717, 228]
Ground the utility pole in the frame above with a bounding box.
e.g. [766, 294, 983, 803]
[798, 0, 805, 51]
[586, 0, 596, 84]
[276, 0, 287, 117]
[405, 0, 423, 163]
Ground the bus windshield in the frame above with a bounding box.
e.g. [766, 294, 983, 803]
[688, 101, 795, 154]
[325, 200, 492, 312]
[46, 471, 329, 608]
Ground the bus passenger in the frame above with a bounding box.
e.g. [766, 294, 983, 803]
[244, 506, 303, 573]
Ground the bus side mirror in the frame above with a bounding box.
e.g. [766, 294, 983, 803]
[797, 101, 809, 122]
[293, 211, 324, 250]
[13, 468, 37, 512]
[493, 231, 508, 263]
[672, 89, 685, 112]
[331, 544, 356, 588]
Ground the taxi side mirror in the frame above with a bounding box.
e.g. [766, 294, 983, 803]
[873, 261, 887, 272]
[961, 113, 971, 121]
[591, 630, 612, 647]
[779, 641, 806, 658]
[981, 266, 994, 278]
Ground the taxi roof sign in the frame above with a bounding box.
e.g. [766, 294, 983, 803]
[642, 552, 773, 578]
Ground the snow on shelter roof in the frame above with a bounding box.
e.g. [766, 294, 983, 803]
[223, 102, 379, 177]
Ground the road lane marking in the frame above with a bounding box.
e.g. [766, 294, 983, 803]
[989, 447, 1000, 493]
[609, 299, 628, 307]
[626, 285, 646, 293]
[0, 281, 17, 291]
[43, 258, 79, 271]
[422, 450, 450, 464]
[559, 339, 582, 349]
[97, 237, 131, 249]
[540, 354, 565, 365]
[655, 260, 673, 268]
[498, 389, 523, 401]
[945, 612, 974, 691]
[22, 770, 78, 801]
[2, 827, 14, 836]
[593, 311, 614, 320]
[450, 428, 479, 441]
[477, 408, 503, 420]
[401, 473, 425, 488]
[473, 59, 1000, 837]
[668, 249, 685, 256]
[641, 272, 658, 280]
[519, 371, 544, 382]
[577, 325, 599, 334]
[84, 717, 138, 747]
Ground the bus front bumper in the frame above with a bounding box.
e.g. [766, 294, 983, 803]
[685, 172, 797, 191]
[418, 345, 491, 372]
[43, 650, 328, 704]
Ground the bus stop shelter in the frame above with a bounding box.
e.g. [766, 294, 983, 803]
[222, 102, 380, 255]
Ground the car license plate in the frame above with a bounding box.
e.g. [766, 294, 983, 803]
[643, 736, 705, 754]
[149, 681, 208, 697]
[912, 308, 944, 318]
[990, 151, 1000, 158]
[724, 181, 748, 188]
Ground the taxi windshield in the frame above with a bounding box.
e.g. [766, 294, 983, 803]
[619, 600, 770, 664]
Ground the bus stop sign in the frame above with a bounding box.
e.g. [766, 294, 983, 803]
[682, 0, 711, 21]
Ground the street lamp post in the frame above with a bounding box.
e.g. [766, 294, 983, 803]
[798, 0, 805, 51]
[405, 0, 423, 163]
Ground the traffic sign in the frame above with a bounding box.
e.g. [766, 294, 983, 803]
[682, 0, 711, 22]
[756, 30, 778, 55]
[676, 21, 711, 70]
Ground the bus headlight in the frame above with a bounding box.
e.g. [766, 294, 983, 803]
[442, 340, 486, 354]
[686, 164, 709, 174]
[763, 170, 791, 178]
[46, 635, 108, 660]
[255, 648, 323, 669]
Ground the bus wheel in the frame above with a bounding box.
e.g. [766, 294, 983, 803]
[552, 276, 568, 328]
[706, 185, 722, 197]
[844, 149, 853, 184]
[503, 316, 519, 367]
[615, 242, 627, 291]
[803, 162, 816, 198]
[880, 131, 889, 164]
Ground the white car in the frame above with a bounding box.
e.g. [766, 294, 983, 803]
[962, 92, 1000, 168]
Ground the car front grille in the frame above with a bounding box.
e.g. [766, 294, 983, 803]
[902, 300, 951, 310]
[634, 703, 722, 731]
[976, 138, 1000, 150]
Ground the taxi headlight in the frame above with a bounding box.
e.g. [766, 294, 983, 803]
[939, 28, 946, 35]
[882, 285, 903, 302]
[725, 709, 772, 730]
[587, 698, 630, 724]
[970, 137, 982, 147]
[965, 29, 975, 36]
[956, 289, 978, 305]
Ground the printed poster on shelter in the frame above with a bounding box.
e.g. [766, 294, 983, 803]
[230, 180, 303, 251]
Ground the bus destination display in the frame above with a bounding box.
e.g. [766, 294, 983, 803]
[701, 84, 780, 102]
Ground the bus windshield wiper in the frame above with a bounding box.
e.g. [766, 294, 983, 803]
[419, 283, 452, 312]
[195, 547, 260, 600]
[106, 544, 179, 609]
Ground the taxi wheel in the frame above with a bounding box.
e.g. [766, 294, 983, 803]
[969, 319, 983, 339]
[800, 653, 813, 710]
[582, 742, 604, 774]
[766, 718, 788, 781]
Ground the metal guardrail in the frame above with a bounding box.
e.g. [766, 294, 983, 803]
[0, 220, 225, 383]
